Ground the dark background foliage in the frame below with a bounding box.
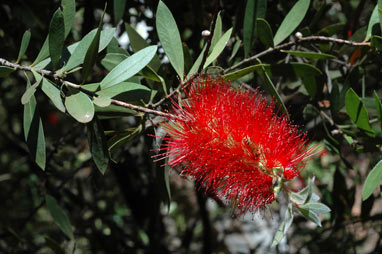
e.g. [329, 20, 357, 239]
[0, 0, 382, 253]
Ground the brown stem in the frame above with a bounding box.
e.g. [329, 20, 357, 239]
[223, 35, 370, 74]
[0, 58, 180, 120]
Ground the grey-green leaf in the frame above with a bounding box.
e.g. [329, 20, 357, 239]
[271, 204, 293, 246]
[21, 79, 41, 105]
[297, 207, 321, 227]
[42, 78, 66, 112]
[300, 202, 331, 214]
[243, 0, 267, 57]
[88, 116, 109, 174]
[93, 96, 112, 107]
[374, 91, 382, 130]
[257, 18, 274, 48]
[280, 50, 336, 59]
[65, 91, 95, 123]
[62, 28, 116, 72]
[362, 160, 382, 201]
[82, 4, 106, 83]
[114, 0, 127, 24]
[345, 88, 374, 136]
[223, 64, 263, 81]
[203, 28, 232, 68]
[101, 53, 127, 71]
[378, 0, 382, 32]
[32, 37, 49, 66]
[100, 45, 158, 89]
[17, 30, 31, 63]
[156, 0, 184, 80]
[187, 45, 206, 77]
[23, 80, 46, 170]
[210, 12, 223, 51]
[49, 9, 65, 70]
[365, 5, 379, 42]
[273, 0, 311, 46]
[62, 0, 76, 38]
[125, 23, 161, 71]
[45, 195, 74, 240]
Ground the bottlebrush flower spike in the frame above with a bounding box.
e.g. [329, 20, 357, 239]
[158, 77, 315, 214]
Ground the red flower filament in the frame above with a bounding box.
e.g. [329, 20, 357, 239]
[159, 77, 315, 214]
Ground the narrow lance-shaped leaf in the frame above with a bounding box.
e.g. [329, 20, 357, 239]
[362, 160, 382, 201]
[210, 11, 223, 52]
[65, 91, 95, 123]
[280, 50, 336, 60]
[378, 0, 382, 32]
[365, 5, 379, 41]
[45, 195, 74, 240]
[62, 0, 76, 39]
[345, 88, 374, 136]
[374, 91, 382, 130]
[257, 18, 274, 48]
[17, 30, 31, 63]
[156, 0, 184, 80]
[21, 79, 41, 105]
[23, 78, 46, 170]
[272, 203, 293, 246]
[88, 116, 109, 174]
[42, 78, 66, 112]
[32, 37, 49, 66]
[82, 4, 107, 83]
[203, 28, 233, 69]
[243, 0, 267, 57]
[100, 45, 158, 89]
[125, 23, 161, 71]
[114, 0, 127, 24]
[273, 0, 311, 46]
[62, 28, 116, 72]
[49, 9, 65, 70]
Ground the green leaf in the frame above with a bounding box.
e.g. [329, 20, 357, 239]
[62, 28, 116, 72]
[362, 160, 382, 201]
[256, 62, 289, 117]
[41, 78, 66, 113]
[156, 0, 184, 80]
[62, 0, 76, 38]
[23, 79, 46, 170]
[33, 37, 49, 66]
[65, 91, 95, 123]
[88, 116, 109, 174]
[210, 12, 223, 51]
[101, 53, 127, 71]
[371, 35, 382, 50]
[345, 88, 374, 136]
[203, 28, 233, 68]
[97, 82, 151, 103]
[187, 45, 206, 77]
[17, 30, 31, 63]
[374, 91, 382, 130]
[223, 64, 263, 81]
[243, 0, 267, 57]
[100, 45, 158, 89]
[0, 66, 14, 78]
[297, 207, 321, 226]
[272, 203, 293, 246]
[21, 79, 41, 105]
[114, 0, 127, 24]
[365, 5, 379, 41]
[300, 202, 331, 214]
[125, 23, 161, 71]
[93, 96, 111, 107]
[379, 1, 382, 33]
[228, 39, 242, 62]
[49, 8, 65, 70]
[318, 22, 345, 36]
[257, 18, 274, 48]
[273, 0, 311, 46]
[108, 126, 142, 159]
[82, 4, 106, 83]
[280, 50, 336, 59]
[45, 195, 74, 240]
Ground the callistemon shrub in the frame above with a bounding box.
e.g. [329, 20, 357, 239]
[159, 77, 315, 214]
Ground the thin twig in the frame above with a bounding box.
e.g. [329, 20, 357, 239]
[223, 35, 370, 74]
[0, 58, 180, 120]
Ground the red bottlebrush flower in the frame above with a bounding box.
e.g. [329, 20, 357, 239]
[158, 77, 315, 214]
